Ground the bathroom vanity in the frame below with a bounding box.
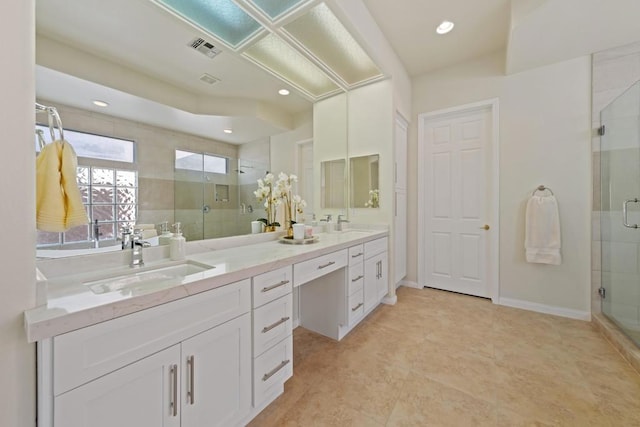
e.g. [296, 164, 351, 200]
[25, 228, 389, 427]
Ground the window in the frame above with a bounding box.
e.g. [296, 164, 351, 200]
[36, 127, 138, 247]
[175, 149, 228, 174]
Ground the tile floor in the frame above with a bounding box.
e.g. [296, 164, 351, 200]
[248, 286, 640, 426]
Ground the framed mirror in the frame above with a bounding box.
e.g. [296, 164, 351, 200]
[321, 159, 346, 209]
[349, 154, 379, 208]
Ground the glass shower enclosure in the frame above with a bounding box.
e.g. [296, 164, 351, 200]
[600, 79, 640, 346]
[174, 150, 268, 242]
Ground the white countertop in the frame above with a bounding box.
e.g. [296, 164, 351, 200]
[24, 229, 388, 342]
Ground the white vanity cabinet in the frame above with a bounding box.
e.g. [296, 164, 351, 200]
[364, 237, 389, 312]
[42, 279, 252, 427]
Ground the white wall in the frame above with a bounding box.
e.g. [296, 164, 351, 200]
[410, 52, 592, 316]
[0, 1, 37, 425]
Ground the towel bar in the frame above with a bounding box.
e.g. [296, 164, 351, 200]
[532, 185, 554, 196]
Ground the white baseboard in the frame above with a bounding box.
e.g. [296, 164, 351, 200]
[498, 297, 591, 321]
[399, 281, 422, 290]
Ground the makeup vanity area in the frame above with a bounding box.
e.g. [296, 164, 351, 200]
[25, 229, 389, 427]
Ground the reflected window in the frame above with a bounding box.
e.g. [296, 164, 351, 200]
[175, 150, 228, 174]
[36, 127, 138, 247]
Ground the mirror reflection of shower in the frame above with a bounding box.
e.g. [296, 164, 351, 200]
[174, 150, 268, 241]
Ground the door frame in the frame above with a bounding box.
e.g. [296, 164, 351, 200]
[417, 98, 500, 302]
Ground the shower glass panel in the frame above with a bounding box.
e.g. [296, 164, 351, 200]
[174, 150, 269, 242]
[600, 80, 640, 346]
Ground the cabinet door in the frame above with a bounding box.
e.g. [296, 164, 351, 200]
[377, 252, 389, 302]
[54, 345, 181, 427]
[395, 115, 408, 190]
[394, 190, 407, 284]
[364, 256, 380, 313]
[181, 313, 251, 427]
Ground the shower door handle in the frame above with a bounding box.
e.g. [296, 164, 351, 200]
[623, 198, 639, 228]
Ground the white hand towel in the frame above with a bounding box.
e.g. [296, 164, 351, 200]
[525, 194, 561, 265]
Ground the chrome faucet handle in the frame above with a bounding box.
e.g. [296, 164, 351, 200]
[320, 214, 332, 222]
[337, 214, 349, 223]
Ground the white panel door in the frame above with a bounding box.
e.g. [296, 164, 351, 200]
[54, 345, 181, 427]
[181, 313, 251, 427]
[394, 190, 407, 283]
[422, 108, 492, 297]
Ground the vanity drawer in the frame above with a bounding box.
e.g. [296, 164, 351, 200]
[253, 335, 293, 408]
[253, 294, 293, 357]
[53, 279, 250, 396]
[348, 263, 364, 295]
[364, 237, 388, 259]
[293, 249, 347, 287]
[348, 244, 364, 265]
[347, 288, 365, 326]
[252, 265, 292, 308]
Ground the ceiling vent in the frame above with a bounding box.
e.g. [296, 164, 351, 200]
[189, 37, 222, 59]
[199, 73, 220, 85]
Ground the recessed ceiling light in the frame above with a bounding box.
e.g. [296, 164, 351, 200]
[93, 100, 109, 107]
[436, 20, 455, 35]
[278, 89, 290, 96]
[223, 129, 233, 134]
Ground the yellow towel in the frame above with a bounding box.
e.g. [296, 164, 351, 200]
[36, 140, 88, 232]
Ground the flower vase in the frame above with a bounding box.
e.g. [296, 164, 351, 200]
[284, 207, 294, 238]
[265, 225, 277, 232]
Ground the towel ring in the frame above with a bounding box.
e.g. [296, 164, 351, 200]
[532, 185, 554, 196]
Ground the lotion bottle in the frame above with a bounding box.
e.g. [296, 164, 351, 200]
[170, 222, 186, 260]
[158, 221, 173, 246]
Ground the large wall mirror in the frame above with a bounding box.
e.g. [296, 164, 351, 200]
[349, 154, 379, 208]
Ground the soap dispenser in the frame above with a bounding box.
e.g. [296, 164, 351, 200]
[170, 222, 186, 261]
[158, 221, 173, 246]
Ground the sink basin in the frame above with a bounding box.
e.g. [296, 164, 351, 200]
[83, 260, 214, 295]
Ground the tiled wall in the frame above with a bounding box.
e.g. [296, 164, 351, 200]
[592, 41, 640, 326]
[38, 99, 241, 240]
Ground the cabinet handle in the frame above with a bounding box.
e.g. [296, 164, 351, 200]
[351, 252, 363, 258]
[317, 261, 335, 269]
[187, 355, 195, 405]
[351, 275, 364, 282]
[262, 316, 290, 333]
[261, 280, 290, 293]
[352, 302, 364, 312]
[169, 364, 178, 417]
[262, 359, 290, 382]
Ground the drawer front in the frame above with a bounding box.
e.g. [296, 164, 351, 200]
[293, 249, 348, 287]
[253, 335, 293, 407]
[364, 237, 388, 259]
[54, 279, 251, 396]
[348, 263, 364, 295]
[348, 244, 365, 266]
[252, 266, 293, 308]
[347, 289, 365, 326]
[253, 294, 293, 357]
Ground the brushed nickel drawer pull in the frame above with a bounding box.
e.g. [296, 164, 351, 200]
[261, 280, 290, 293]
[351, 252, 363, 258]
[318, 261, 335, 269]
[170, 364, 178, 417]
[352, 302, 364, 312]
[262, 316, 290, 333]
[187, 355, 195, 405]
[262, 359, 290, 382]
[351, 275, 364, 282]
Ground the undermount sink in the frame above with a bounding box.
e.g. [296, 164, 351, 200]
[83, 260, 214, 295]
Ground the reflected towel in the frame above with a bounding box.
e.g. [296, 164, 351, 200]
[36, 140, 88, 232]
[525, 194, 561, 265]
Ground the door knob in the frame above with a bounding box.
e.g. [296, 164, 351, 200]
[480, 224, 490, 230]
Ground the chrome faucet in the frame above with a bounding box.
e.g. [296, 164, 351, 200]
[130, 231, 151, 268]
[336, 214, 349, 231]
[320, 214, 332, 223]
[92, 219, 101, 249]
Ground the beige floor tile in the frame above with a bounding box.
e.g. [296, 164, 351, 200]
[386, 375, 497, 427]
[250, 287, 640, 426]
